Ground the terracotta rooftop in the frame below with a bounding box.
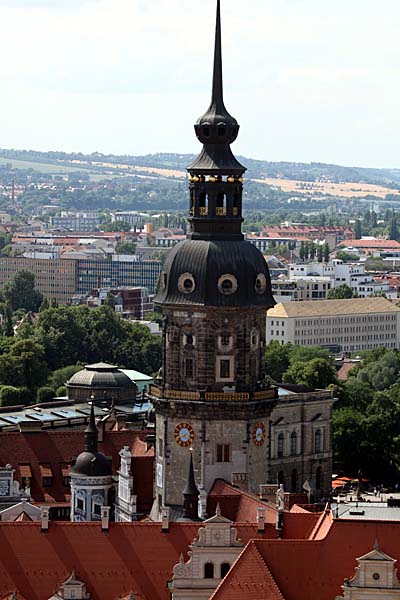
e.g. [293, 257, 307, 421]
[339, 238, 400, 248]
[211, 515, 400, 600]
[0, 429, 153, 510]
[0, 521, 268, 600]
[267, 297, 400, 318]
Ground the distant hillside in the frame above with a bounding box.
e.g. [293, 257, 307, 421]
[1, 148, 400, 188]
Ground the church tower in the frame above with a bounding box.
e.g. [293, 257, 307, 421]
[152, 0, 277, 510]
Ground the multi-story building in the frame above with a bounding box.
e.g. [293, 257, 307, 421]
[76, 257, 161, 295]
[272, 260, 391, 301]
[0, 256, 162, 304]
[267, 297, 400, 352]
[110, 211, 143, 228]
[0, 256, 77, 304]
[83, 286, 154, 319]
[50, 211, 101, 232]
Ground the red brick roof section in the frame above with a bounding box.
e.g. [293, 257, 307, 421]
[0, 521, 266, 600]
[0, 430, 154, 511]
[211, 519, 400, 600]
[208, 479, 277, 525]
[210, 541, 286, 600]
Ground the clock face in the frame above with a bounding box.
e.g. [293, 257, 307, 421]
[174, 422, 195, 447]
[253, 422, 266, 446]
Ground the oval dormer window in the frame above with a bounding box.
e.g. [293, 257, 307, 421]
[218, 126, 226, 136]
[255, 273, 267, 295]
[203, 126, 211, 137]
[218, 274, 238, 296]
[178, 273, 196, 294]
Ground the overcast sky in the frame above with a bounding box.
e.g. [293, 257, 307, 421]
[1, 0, 400, 168]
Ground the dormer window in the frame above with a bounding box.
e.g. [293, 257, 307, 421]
[218, 126, 226, 136]
[203, 126, 211, 137]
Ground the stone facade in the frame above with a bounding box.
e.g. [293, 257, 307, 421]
[171, 507, 244, 600]
[269, 390, 334, 498]
[114, 446, 138, 522]
[336, 544, 400, 599]
[70, 474, 113, 522]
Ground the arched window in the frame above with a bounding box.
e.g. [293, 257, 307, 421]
[220, 563, 230, 578]
[291, 469, 297, 493]
[277, 433, 284, 458]
[278, 471, 284, 485]
[316, 466, 323, 491]
[290, 431, 297, 456]
[315, 429, 322, 453]
[204, 563, 214, 579]
[199, 192, 208, 216]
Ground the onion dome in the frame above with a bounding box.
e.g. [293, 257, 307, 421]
[71, 403, 112, 477]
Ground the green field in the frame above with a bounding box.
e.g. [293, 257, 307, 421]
[0, 156, 101, 175]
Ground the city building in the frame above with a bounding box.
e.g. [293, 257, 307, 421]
[65, 363, 138, 405]
[338, 238, 400, 256]
[0, 256, 162, 304]
[50, 211, 101, 232]
[0, 256, 77, 304]
[272, 260, 391, 302]
[267, 297, 400, 352]
[80, 286, 154, 319]
[110, 211, 144, 228]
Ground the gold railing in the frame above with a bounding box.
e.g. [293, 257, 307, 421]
[232, 207, 239, 216]
[165, 390, 200, 401]
[216, 207, 227, 216]
[199, 207, 208, 216]
[205, 392, 249, 401]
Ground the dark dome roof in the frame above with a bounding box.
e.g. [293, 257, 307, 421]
[71, 451, 112, 477]
[66, 363, 135, 389]
[154, 239, 276, 308]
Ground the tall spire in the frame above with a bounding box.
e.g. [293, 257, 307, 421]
[212, 0, 223, 107]
[85, 401, 98, 454]
[182, 452, 200, 520]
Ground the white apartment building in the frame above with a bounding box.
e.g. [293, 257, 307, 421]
[272, 276, 333, 303]
[266, 297, 400, 352]
[283, 260, 391, 299]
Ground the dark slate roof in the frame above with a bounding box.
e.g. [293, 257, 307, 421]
[71, 450, 112, 477]
[66, 364, 136, 389]
[154, 239, 275, 308]
[188, 144, 245, 174]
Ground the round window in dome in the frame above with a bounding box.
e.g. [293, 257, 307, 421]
[178, 273, 196, 294]
[255, 273, 267, 295]
[218, 274, 238, 296]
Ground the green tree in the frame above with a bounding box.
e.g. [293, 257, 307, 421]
[299, 241, 306, 261]
[336, 251, 357, 263]
[115, 241, 137, 255]
[283, 358, 337, 389]
[0, 385, 26, 407]
[7, 338, 48, 389]
[389, 215, 399, 241]
[327, 284, 356, 299]
[102, 220, 131, 232]
[264, 341, 293, 382]
[3, 270, 44, 312]
[317, 245, 323, 262]
[36, 386, 55, 404]
[354, 219, 362, 239]
[323, 242, 330, 263]
[48, 364, 82, 390]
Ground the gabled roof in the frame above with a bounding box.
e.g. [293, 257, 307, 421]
[210, 541, 285, 600]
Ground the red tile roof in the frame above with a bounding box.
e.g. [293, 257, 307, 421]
[208, 480, 277, 525]
[339, 239, 400, 249]
[0, 521, 265, 600]
[0, 430, 153, 511]
[211, 517, 400, 600]
[211, 541, 285, 600]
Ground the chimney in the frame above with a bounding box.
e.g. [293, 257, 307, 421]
[41, 507, 49, 532]
[257, 507, 266, 533]
[161, 507, 170, 533]
[101, 506, 110, 532]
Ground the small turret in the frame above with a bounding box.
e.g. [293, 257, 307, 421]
[182, 452, 200, 521]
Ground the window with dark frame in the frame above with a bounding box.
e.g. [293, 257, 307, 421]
[184, 358, 194, 378]
[219, 359, 231, 379]
[217, 444, 230, 463]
